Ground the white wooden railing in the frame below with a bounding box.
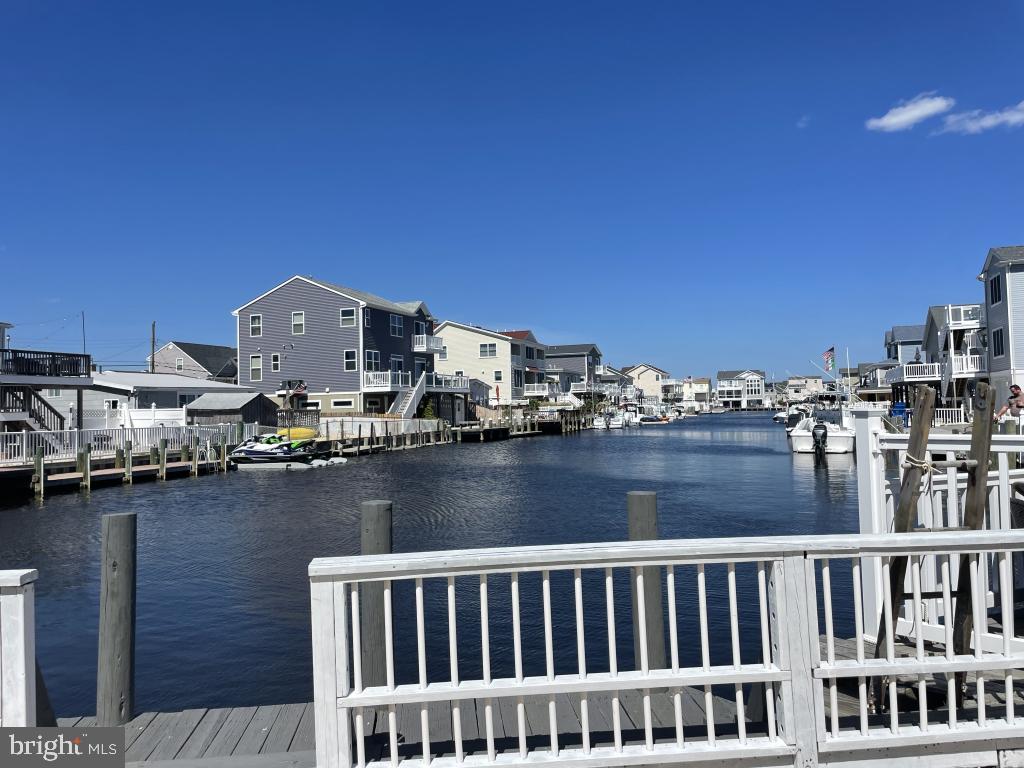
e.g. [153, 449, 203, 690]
[885, 363, 942, 384]
[0, 424, 245, 466]
[523, 383, 557, 397]
[413, 335, 446, 354]
[365, 372, 413, 390]
[310, 529, 1024, 768]
[952, 354, 987, 376]
[569, 382, 589, 394]
[424, 373, 470, 392]
[0, 569, 37, 727]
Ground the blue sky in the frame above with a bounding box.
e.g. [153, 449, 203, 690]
[2, 2, 1022, 379]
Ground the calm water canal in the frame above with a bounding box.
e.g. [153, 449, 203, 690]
[0, 413, 860, 716]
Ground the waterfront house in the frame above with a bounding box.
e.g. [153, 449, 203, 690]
[785, 375, 824, 401]
[545, 344, 602, 395]
[715, 369, 766, 409]
[884, 324, 925, 364]
[621, 363, 670, 406]
[0, 320, 93, 435]
[233, 276, 467, 417]
[661, 376, 711, 412]
[978, 246, 1024, 401]
[433, 322, 550, 405]
[148, 341, 238, 383]
[593, 364, 636, 402]
[42, 370, 258, 428]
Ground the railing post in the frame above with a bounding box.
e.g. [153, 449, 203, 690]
[769, 555, 821, 766]
[360, 500, 392, 688]
[853, 406, 884, 632]
[0, 569, 38, 726]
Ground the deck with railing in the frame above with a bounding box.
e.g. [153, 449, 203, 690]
[0, 348, 91, 378]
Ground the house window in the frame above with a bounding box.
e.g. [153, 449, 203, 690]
[993, 328, 1006, 358]
[344, 350, 357, 371]
[331, 399, 354, 409]
[390, 355, 404, 372]
[991, 275, 1003, 305]
[249, 355, 263, 382]
[271, 353, 281, 372]
[390, 314, 403, 337]
[364, 308, 371, 327]
[103, 398, 119, 409]
[439, 345, 447, 360]
[178, 393, 198, 407]
[365, 350, 380, 371]
[340, 308, 356, 327]
[414, 320, 427, 336]
[46, 389, 61, 397]
[526, 347, 535, 360]
[175, 357, 184, 372]
[250, 314, 262, 337]
[454, 370, 465, 377]
[536, 350, 544, 360]
[291, 311, 305, 335]
[494, 370, 503, 381]
[480, 343, 497, 358]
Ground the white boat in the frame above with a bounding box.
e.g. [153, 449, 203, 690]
[789, 418, 855, 454]
[592, 416, 608, 430]
[607, 416, 624, 429]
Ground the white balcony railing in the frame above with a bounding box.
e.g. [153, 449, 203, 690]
[523, 383, 557, 397]
[363, 371, 412, 390]
[423, 373, 469, 392]
[569, 381, 589, 393]
[951, 353, 987, 376]
[412, 335, 445, 354]
[884, 362, 942, 384]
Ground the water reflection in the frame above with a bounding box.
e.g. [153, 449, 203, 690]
[0, 413, 860, 714]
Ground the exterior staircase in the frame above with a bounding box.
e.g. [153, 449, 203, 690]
[0, 386, 65, 432]
[556, 392, 584, 408]
[387, 372, 427, 419]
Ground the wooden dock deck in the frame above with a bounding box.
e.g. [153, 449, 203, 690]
[64, 688, 738, 767]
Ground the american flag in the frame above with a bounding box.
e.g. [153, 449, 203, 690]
[823, 346, 835, 372]
[291, 380, 307, 394]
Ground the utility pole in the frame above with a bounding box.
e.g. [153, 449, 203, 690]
[81, 310, 87, 354]
[150, 322, 156, 373]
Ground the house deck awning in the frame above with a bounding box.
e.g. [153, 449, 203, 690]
[527, 366, 542, 372]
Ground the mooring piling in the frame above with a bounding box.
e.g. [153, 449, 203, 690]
[96, 511, 137, 726]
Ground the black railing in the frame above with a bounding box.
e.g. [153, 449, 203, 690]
[0, 385, 66, 431]
[0, 348, 91, 377]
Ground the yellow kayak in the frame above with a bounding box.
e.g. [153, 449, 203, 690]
[276, 426, 318, 440]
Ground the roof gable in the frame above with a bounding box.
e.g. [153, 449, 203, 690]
[983, 245, 1024, 275]
[546, 343, 602, 357]
[233, 275, 431, 318]
[162, 341, 236, 375]
[716, 369, 766, 380]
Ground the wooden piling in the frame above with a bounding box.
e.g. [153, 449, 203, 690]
[124, 441, 133, 484]
[158, 438, 168, 480]
[114, 447, 125, 469]
[96, 512, 136, 726]
[357, 425, 362, 457]
[360, 500, 393, 688]
[33, 447, 44, 499]
[149, 445, 159, 466]
[628, 491, 666, 671]
[220, 438, 228, 472]
[82, 444, 92, 491]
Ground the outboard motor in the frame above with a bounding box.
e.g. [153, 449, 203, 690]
[812, 420, 829, 455]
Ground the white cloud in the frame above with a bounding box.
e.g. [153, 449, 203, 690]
[939, 100, 1024, 135]
[796, 115, 810, 129]
[865, 92, 955, 132]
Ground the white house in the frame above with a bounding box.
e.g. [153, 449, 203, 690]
[433, 322, 550, 405]
[715, 369, 766, 409]
[621, 364, 670, 406]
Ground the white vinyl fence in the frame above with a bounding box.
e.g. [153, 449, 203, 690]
[0, 423, 259, 466]
[0, 569, 36, 727]
[318, 418, 443, 442]
[310, 530, 1024, 768]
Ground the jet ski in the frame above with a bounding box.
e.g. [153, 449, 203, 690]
[229, 434, 321, 467]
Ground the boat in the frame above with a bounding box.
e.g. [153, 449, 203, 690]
[639, 415, 669, 424]
[711, 406, 726, 414]
[789, 418, 855, 454]
[607, 416, 624, 429]
[229, 433, 329, 468]
[592, 416, 608, 430]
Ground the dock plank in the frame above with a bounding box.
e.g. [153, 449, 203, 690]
[261, 703, 305, 755]
[177, 708, 232, 759]
[289, 704, 315, 752]
[233, 705, 282, 755]
[203, 706, 258, 757]
[147, 709, 207, 761]
[126, 711, 180, 762]
[56, 716, 82, 727]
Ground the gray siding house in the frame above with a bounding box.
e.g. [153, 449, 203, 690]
[149, 341, 237, 382]
[545, 344, 602, 393]
[233, 276, 462, 414]
[980, 246, 1024, 399]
